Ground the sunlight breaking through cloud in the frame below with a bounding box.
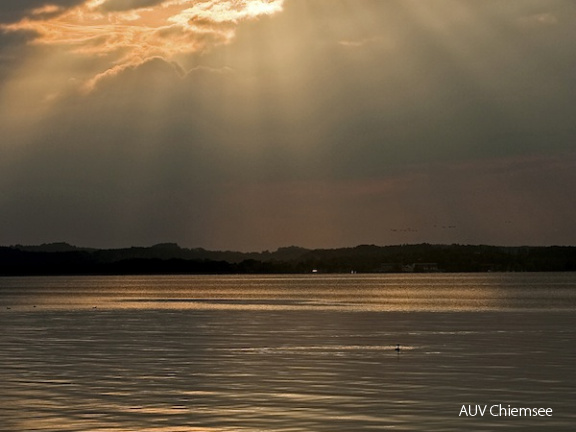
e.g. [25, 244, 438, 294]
[2, 0, 284, 90]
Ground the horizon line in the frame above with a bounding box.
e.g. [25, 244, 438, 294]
[5, 241, 576, 254]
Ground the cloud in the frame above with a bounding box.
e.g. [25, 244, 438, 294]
[338, 36, 389, 48]
[0, 1, 84, 24]
[517, 12, 558, 28]
[99, 0, 166, 13]
[1, 0, 284, 90]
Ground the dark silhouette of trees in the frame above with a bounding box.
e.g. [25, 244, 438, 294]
[1, 243, 575, 276]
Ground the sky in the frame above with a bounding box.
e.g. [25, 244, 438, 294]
[1, 0, 576, 251]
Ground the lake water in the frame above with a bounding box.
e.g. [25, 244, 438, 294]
[1, 273, 575, 431]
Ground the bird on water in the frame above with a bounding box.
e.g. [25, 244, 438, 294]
[395, 344, 401, 352]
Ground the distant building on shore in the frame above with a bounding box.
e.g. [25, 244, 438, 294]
[413, 263, 439, 272]
[377, 262, 439, 273]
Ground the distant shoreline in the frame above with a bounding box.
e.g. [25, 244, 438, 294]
[1, 243, 575, 276]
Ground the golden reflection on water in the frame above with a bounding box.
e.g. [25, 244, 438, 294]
[0, 273, 531, 312]
[2, 274, 576, 431]
[2, 318, 576, 430]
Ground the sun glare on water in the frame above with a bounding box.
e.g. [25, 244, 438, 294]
[2, 0, 284, 91]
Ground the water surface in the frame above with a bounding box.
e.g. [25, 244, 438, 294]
[1, 274, 575, 431]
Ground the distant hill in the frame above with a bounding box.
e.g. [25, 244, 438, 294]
[85, 243, 311, 264]
[13, 242, 96, 253]
[1, 243, 576, 275]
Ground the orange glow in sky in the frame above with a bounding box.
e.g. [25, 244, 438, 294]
[2, 0, 284, 90]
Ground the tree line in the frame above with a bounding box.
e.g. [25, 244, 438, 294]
[1, 243, 575, 275]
